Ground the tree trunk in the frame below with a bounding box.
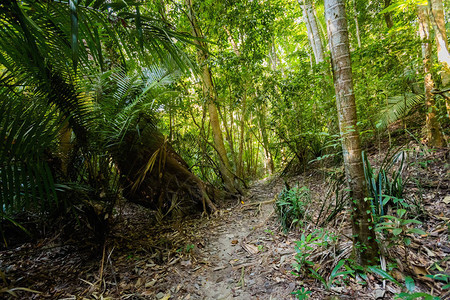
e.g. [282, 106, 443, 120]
[418, 6, 446, 147]
[116, 121, 217, 214]
[325, 0, 379, 265]
[383, 0, 394, 28]
[300, 0, 324, 64]
[186, 0, 238, 193]
[352, 0, 362, 48]
[428, 0, 450, 118]
[220, 104, 237, 167]
[259, 110, 275, 174]
[225, 27, 244, 178]
[58, 123, 72, 177]
[237, 88, 246, 178]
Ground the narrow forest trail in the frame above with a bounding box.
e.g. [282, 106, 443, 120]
[192, 179, 295, 300]
[3, 147, 448, 299]
[149, 177, 299, 299]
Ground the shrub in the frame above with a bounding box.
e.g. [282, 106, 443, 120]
[275, 184, 310, 233]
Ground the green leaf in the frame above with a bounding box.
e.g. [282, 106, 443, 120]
[408, 228, 426, 235]
[397, 209, 406, 218]
[330, 260, 346, 280]
[402, 220, 422, 225]
[379, 2, 402, 14]
[309, 268, 328, 289]
[368, 266, 400, 285]
[393, 228, 403, 235]
[136, 4, 143, 50]
[405, 276, 415, 292]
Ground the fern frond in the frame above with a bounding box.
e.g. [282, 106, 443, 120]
[376, 93, 424, 130]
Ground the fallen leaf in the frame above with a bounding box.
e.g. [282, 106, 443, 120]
[242, 243, 259, 254]
[443, 195, 450, 204]
[392, 269, 404, 282]
[422, 246, 436, 257]
[411, 265, 432, 281]
[181, 260, 192, 267]
[160, 293, 171, 300]
[373, 289, 385, 299]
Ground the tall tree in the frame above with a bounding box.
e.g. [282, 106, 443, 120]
[428, 0, 450, 118]
[383, 0, 394, 28]
[185, 0, 239, 193]
[300, 0, 324, 64]
[325, 0, 379, 265]
[352, 0, 362, 48]
[224, 26, 247, 179]
[418, 5, 446, 147]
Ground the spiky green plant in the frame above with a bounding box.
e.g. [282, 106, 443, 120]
[362, 148, 407, 218]
[276, 184, 311, 232]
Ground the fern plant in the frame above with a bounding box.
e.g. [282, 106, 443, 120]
[376, 93, 424, 130]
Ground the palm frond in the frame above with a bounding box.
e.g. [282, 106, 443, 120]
[0, 88, 62, 215]
[376, 92, 424, 130]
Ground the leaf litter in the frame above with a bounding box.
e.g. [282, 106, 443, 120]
[0, 145, 449, 299]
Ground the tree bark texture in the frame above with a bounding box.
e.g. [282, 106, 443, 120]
[418, 6, 446, 147]
[116, 121, 217, 214]
[325, 0, 379, 265]
[237, 88, 246, 178]
[186, 0, 238, 193]
[428, 0, 450, 117]
[301, 0, 324, 64]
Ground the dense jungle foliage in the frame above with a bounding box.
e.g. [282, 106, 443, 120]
[0, 0, 449, 298]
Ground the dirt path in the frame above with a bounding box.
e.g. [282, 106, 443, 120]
[154, 177, 298, 300]
[1, 177, 300, 300]
[195, 179, 295, 299]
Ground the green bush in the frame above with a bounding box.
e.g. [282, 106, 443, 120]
[275, 184, 310, 233]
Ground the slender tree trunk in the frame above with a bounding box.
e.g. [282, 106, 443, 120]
[237, 88, 246, 178]
[383, 0, 394, 28]
[224, 26, 247, 179]
[246, 132, 252, 176]
[58, 124, 72, 176]
[186, 0, 238, 193]
[271, 41, 277, 70]
[352, 0, 362, 48]
[259, 111, 275, 174]
[418, 6, 446, 147]
[220, 104, 237, 167]
[428, 0, 450, 117]
[325, 0, 379, 265]
[300, 0, 324, 64]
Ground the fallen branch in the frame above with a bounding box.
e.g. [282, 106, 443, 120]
[241, 199, 275, 207]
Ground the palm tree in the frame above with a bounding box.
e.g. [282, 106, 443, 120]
[325, 0, 379, 265]
[0, 0, 212, 237]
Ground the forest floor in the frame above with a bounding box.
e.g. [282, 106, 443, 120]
[1, 142, 449, 299]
